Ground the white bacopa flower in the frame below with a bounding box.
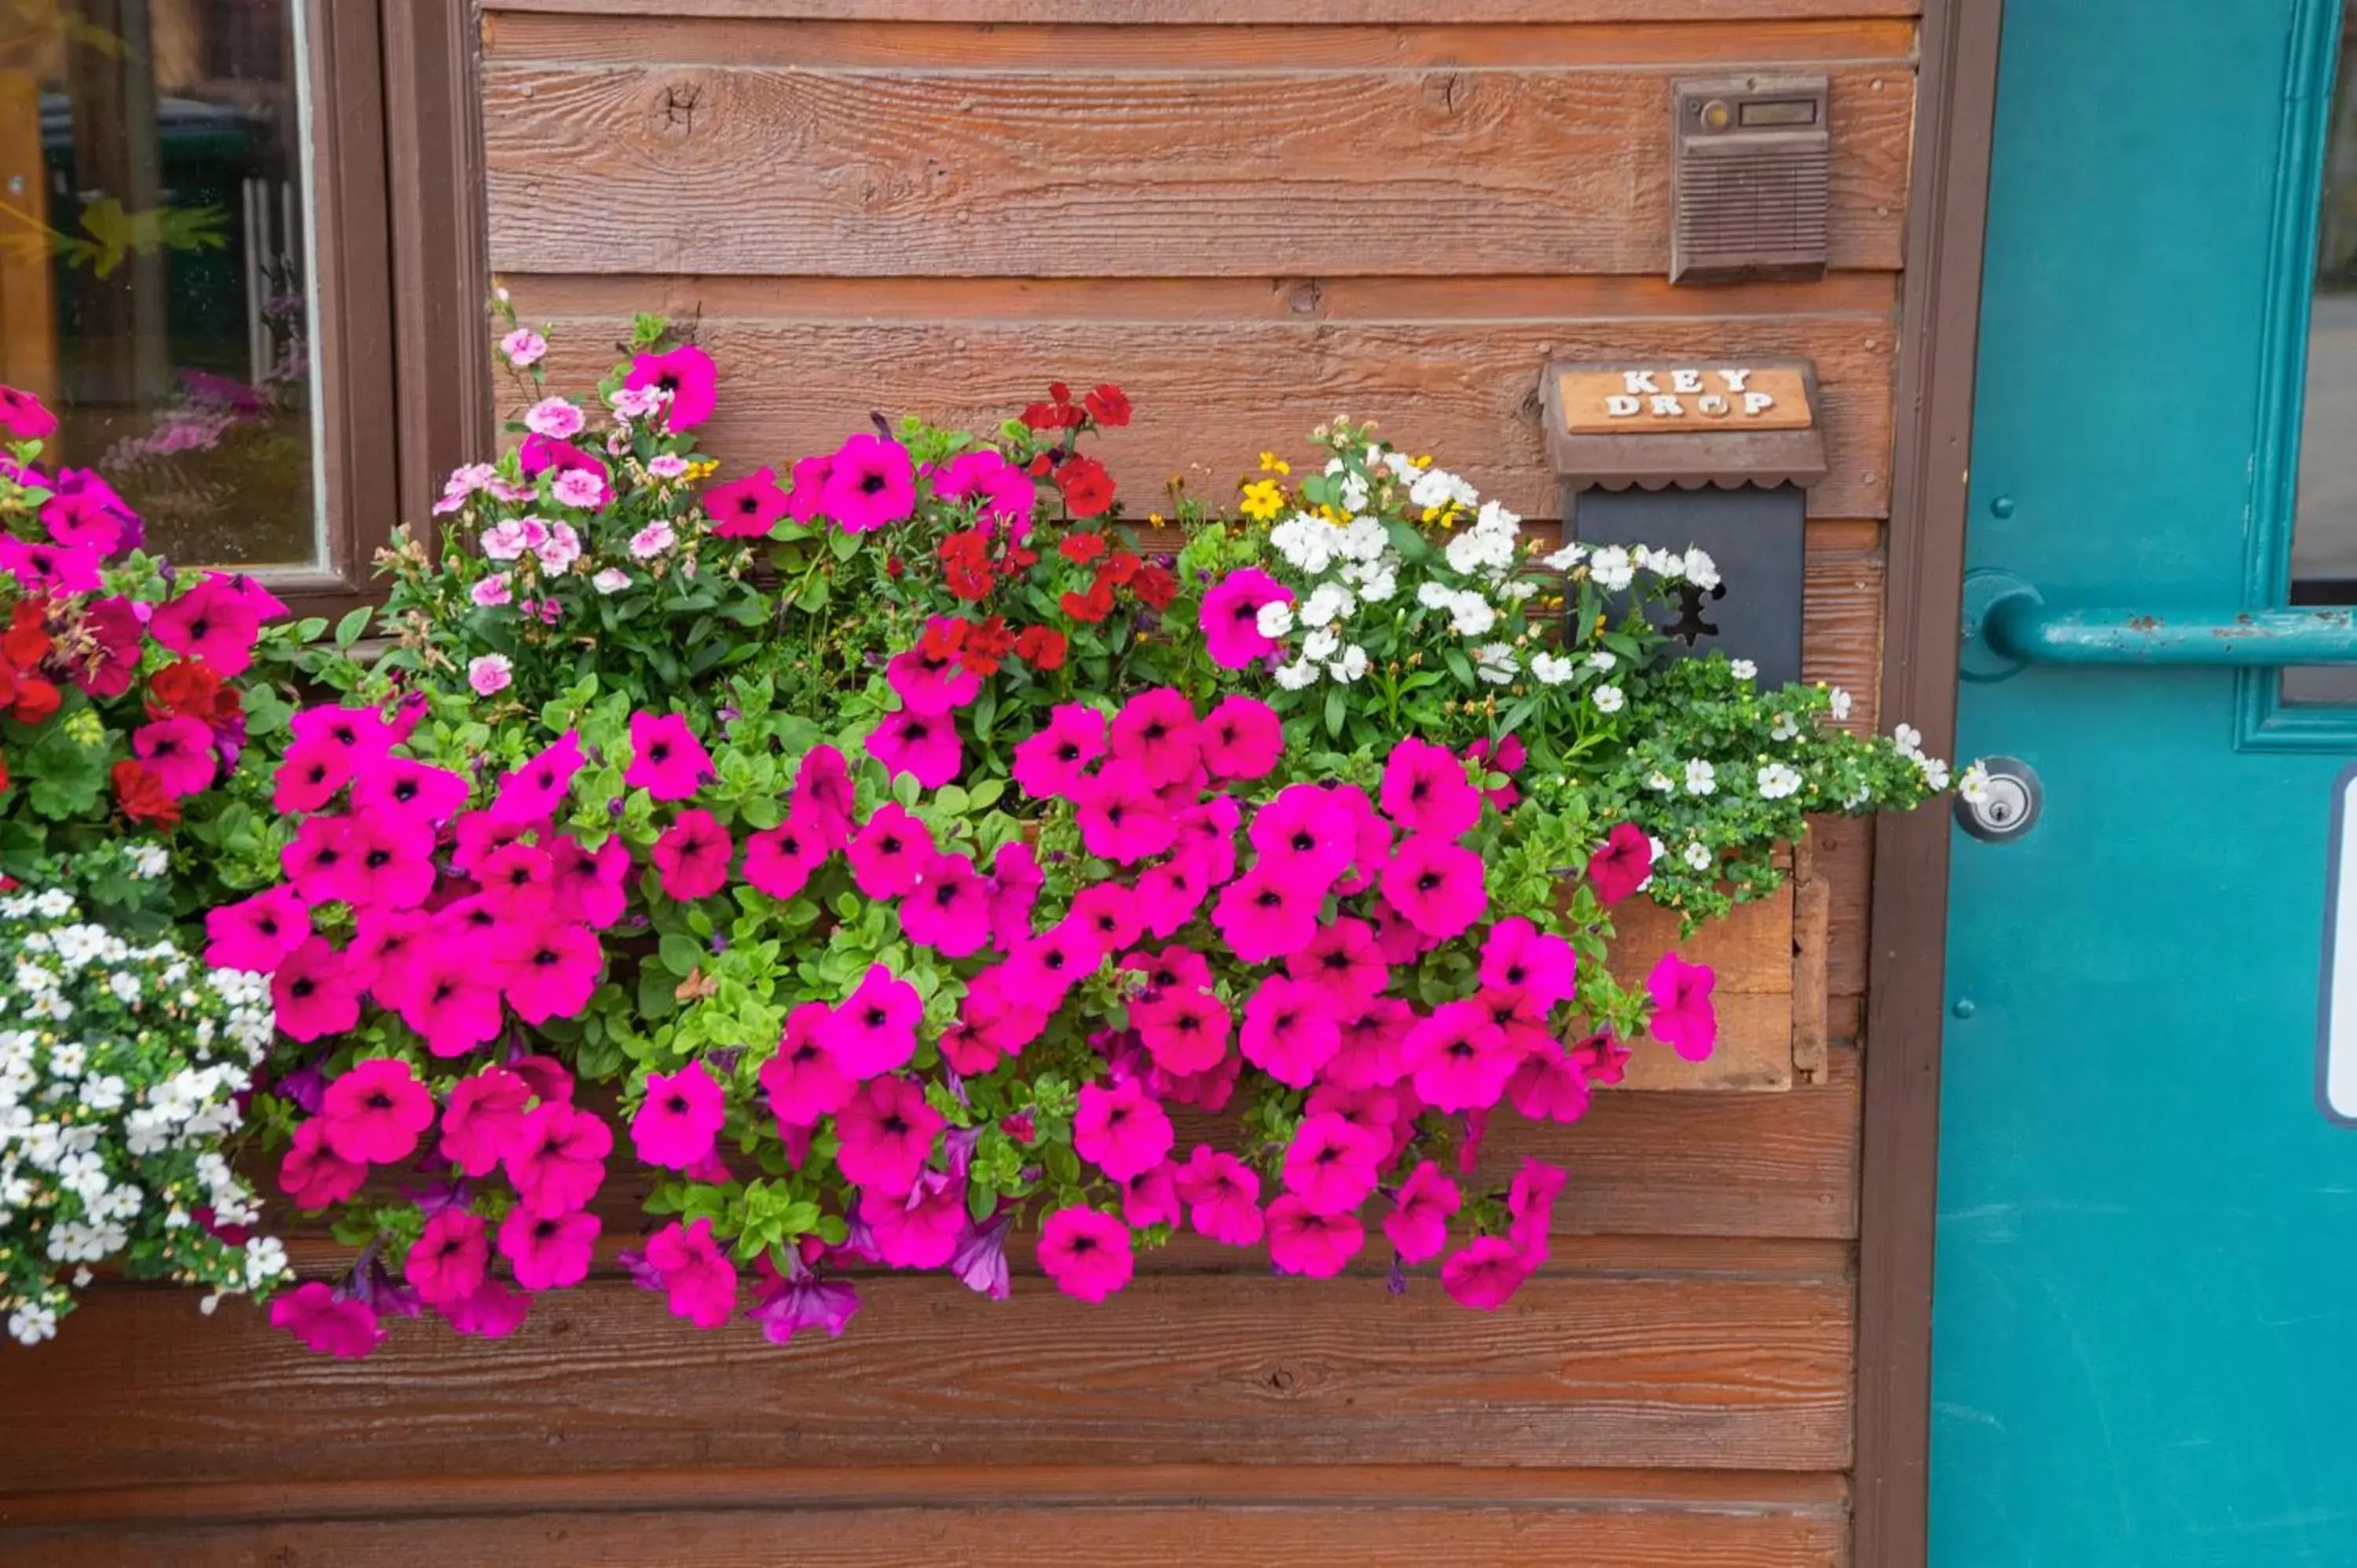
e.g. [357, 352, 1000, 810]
[1958, 761, 1993, 804]
[1757, 762, 1804, 800]
[1684, 841, 1714, 870]
[126, 845, 169, 881]
[106, 972, 140, 1006]
[1830, 687, 1853, 721]
[1645, 770, 1676, 792]
[1530, 653, 1574, 686]
[1893, 722, 1924, 757]
[1772, 712, 1801, 742]
[1919, 756, 1952, 791]
[1589, 544, 1635, 593]
[1729, 658, 1758, 681]
[1684, 758, 1718, 796]
[1255, 600, 1296, 639]
[1274, 659, 1319, 691]
[1593, 684, 1626, 714]
[47, 1042, 84, 1079]
[592, 567, 631, 595]
[8, 1302, 57, 1346]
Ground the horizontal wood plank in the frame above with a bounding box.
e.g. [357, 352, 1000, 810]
[491, 0, 1919, 20]
[502, 302, 1897, 518]
[0, 1499, 1851, 1567]
[1805, 541, 1886, 731]
[488, 14, 1917, 68]
[0, 1269, 1855, 1490]
[1805, 811, 1873, 1001]
[482, 60, 1912, 277]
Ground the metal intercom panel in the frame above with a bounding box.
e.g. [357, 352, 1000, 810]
[1670, 75, 1831, 285]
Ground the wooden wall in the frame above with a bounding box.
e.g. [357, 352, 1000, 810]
[0, 3, 1918, 1563]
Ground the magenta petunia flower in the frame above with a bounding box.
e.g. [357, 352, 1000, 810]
[748, 1254, 861, 1345]
[899, 851, 992, 958]
[783, 452, 835, 525]
[320, 1057, 436, 1166]
[41, 468, 139, 555]
[150, 573, 264, 676]
[1068, 880, 1145, 954]
[352, 755, 471, 826]
[818, 433, 917, 532]
[1479, 917, 1578, 1010]
[1265, 1196, 1364, 1279]
[790, 744, 857, 851]
[653, 808, 735, 900]
[1406, 999, 1519, 1112]
[340, 811, 439, 910]
[279, 815, 360, 907]
[495, 920, 604, 1024]
[1109, 687, 1201, 787]
[632, 1061, 728, 1171]
[1380, 835, 1488, 941]
[406, 1210, 490, 1306]
[1170, 797, 1242, 887]
[1197, 569, 1292, 669]
[0, 383, 57, 439]
[624, 343, 718, 430]
[1037, 1205, 1136, 1303]
[1439, 1235, 1533, 1310]
[886, 620, 986, 716]
[1238, 975, 1342, 1089]
[645, 1218, 739, 1328]
[951, 1211, 1014, 1299]
[847, 802, 935, 900]
[1011, 703, 1107, 800]
[1121, 1161, 1182, 1230]
[742, 815, 827, 903]
[834, 1075, 944, 1196]
[704, 465, 790, 538]
[1585, 822, 1655, 906]
[862, 1185, 966, 1270]
[1073, 760, 1176, 866]
[988, 840, 1042, 952]
[957, 965, 1050, 1060]
[273, 936, 368, 1043]
[1285, 917, 1390, 1011]
[1072, 1075, 1174, 1183]
[1308, 1082, 1409, 1163]
[205, 884, 313, 973]
[499, 1205, 601, 1291]
[760, 1001, 854, 1127]
[1248, 784, 1358, 888]
[439, 1067, 533, 1177]
[1507, 1158, 1567, 1262]
[279, 1117, 366, 1209]
[1325, 996, 1417, 1090]
[1379, 736, 1483, 839]
[289, 702, 398, 763]
[1197, 694, 1282, 781]
[1175, 1145, 1264, 1247]
[1281, 1112, 1385, 1217]
[1131, 984, 1230, 1076]
[1466, 735, 1526, 811]
[1211, 863, 1322, 965]
[503, 1100, 612, 1214]
[74, 595, 144, 699]
[452, 812, 537, 880]
[477, 841, 555, 918]
[0, 535, 100, 595]
[1506, 1041, 1592, 1126]
[1132, 855, 1209, 940]
[1384, 1160, 1461, 1265]
[933, 447, 1036, 529]
[1646, 952, 1718, 1062]
[493, 731, 585, 825]
[545, 834, 627, 929]
[819, 964, 923, 1079]
[1003, 918, 1106, 1010]
[390, 938, 498, 1058]
[271, 1281, 385, 1359]
[866, 705, 962, 790]
[443, 1277, 532, 1338]
[625, 711, 716, 802]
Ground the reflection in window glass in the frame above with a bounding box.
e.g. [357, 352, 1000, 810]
[2, 0, 317, 569]
[2289, 6, 2357, 701]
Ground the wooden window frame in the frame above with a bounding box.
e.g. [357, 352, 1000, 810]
[274, 0, 489, 620]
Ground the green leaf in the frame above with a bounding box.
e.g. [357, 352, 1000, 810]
[333, 606, 373, 650]
[1323, 683, 1347, 738]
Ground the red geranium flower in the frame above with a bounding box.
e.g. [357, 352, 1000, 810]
[1060, 581, 1115, 624]
[112, 758, 180, 830]
[939, 529, 995, 601]
[1057, 456, 1116, 519]
[1096, 550, 1141, 587]
[962, 616, 1014, 676]
[1020, 382, 1085, 433]
[1084, 383, 1132, 427]
[9, 676, 59, 726]
[1134, 563, 1178, 609]
[148, 659, 222, 719]
[2, 599, 49, 672]
[1014, 625, 1067, 671]
[1059, 532, 1106, 565]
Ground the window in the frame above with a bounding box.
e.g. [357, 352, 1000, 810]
[1, 0, 487, 613]
[2289, 2, 2357, 702]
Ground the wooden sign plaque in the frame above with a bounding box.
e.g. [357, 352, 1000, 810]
[1556, 365, 1815, 434]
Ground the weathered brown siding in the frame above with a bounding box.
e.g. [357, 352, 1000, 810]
[0, 3, 1917, 1563]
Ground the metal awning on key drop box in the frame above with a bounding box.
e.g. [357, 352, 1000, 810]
[1542, 358, 1826, 691]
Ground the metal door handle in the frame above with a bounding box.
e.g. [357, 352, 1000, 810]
[1964, 570, 2357, 676]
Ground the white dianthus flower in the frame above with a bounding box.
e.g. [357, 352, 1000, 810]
[1255, 601, 1296, 639]
[1589, 545, 1635, 593]
[1530, 653, 1574, 686]
[1473, 643, 1519, 684]
[1447, 594, 1497, 639]
[1274, 659, 1319, 691]
[1302, 627, 1341, 664]
[1592, 684, 1626, 714]
[1328, 644, 1370, 683]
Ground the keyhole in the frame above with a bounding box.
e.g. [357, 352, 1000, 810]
[1667, 581, 1725, 647]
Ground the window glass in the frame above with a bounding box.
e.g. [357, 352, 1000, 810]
[3, 0, 318, 569]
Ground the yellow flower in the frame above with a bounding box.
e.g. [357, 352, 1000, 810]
[1239, 478, 1286, 522]
[1257, 451, 1292, 476]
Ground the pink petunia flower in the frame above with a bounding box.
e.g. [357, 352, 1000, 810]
[477, 841, 555, 918]
[440, 1067, 533, 1176]
[1073, 760, 1176, 865]
[1380, 835, 1488, 940]
[149, 573, 263, 676]
[406, 1210, 490, 1306]
[885, 619, 986, 716]
[1406, 1000, 1519, 1112]
[1325, 996, 1417, 1090]
[625, 711, 716, 801]
[320, 1057, 436, 1165]
[988, 840, 1042, 951]
[1479, 917, 1578, 1009]
[759, 1002, 853, 1127]
[956, 965, 1050, 1061]
[0, 536, 100, 595]
[271, 737, 351, 814]
[1175, 1145, 1264, 1247]
[1380, 736, 1483, 838]
[653, 808, 734, 900]
[1211, 864, 1322, 965]
[834, 1075, 945, 1196]
[624, 343, 719, 430]
[1037, 1206, 1135, 1303]
[279, 1117, 366, 1208]
[933, 447, 1036, 528]
[1585, 822, 1655, 906]
[41, 468, 139, 555]
[742, 815, 828, 903]
[205, 885, 312, 973]
[747, 1253, 862, 1345]
[444, 1277, 532, 1338]
[848, 802, 936, 899]
[1072, 1075, 1174, 1183]
[273, 936, 368, 1042]
[289, 702, 398, 764]
[493, 731, 585, 825]
[130, 716, 215, 799]
[1238, 976, 1342, 1089]
[495, 920, 604, 1024]
[549, 833, 631, 929]
[817, 433, 917, 532]
[1646, 952, 1718, 1062]
[339, 812, 439, 910]
[1384, 1160, 1461, 1264]
[1265, 1196, 1364, 1278]
[1248, 784, 1357, 887]
[1285, 918, 1390, 1012]
[271, 1281, 384, 1359]
[790, 745, 857, 851]
[1131, 984, 1230, 1076]
[1465, 735, 1526, 811]
[1170, 797, 1241, 887]
[0, 383, 57, 439]
[1131, 855, 1209, 940]
[632, 1061, 728, 1171]
[398, 936, 508, 1057]
[1011, 703, 1107, 800]
[1002, 919, 1105, 1009]
[1439, 1235, 1533, 1310]
[899, 851, 992, 958]
[502, 1100, 612, 1214]
[1109, 687, 1200, 787]
[819, 964, 923, 1079]
[1121, 1161, 1182, 1229]
[1197, 568, 1292, 669]
[644, 1218, 739, 1328]
[861, 1185, 966, 1270]
[499, 1205, 601, 1291]
[866, 705, 962, 790]
[353, 756, 471, 826]
[1281, 1112, 1385, 1217]
[1197, 694, 1282, 781]
[705, 465, 792, 538]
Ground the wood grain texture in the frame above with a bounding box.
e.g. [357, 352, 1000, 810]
[486, 14, 1918, 68]
[1613, 885, 1796, 1092]
[501, 302, 1898, 518]
[0, 1501, 1851, 1567]
[1805, 541, 1886, 727]
[480, 60, 1912, 277]
[0, 1270, 1854, 1493]
[489, 0, 1919, 20]
[1807, 810, 1874, 1002]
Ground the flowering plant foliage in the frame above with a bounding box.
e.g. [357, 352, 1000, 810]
[0, 848, 288, 1346]
[186, 327, 1955, 1358]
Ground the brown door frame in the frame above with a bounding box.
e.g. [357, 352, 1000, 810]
[1853, 1, 2004, 1563]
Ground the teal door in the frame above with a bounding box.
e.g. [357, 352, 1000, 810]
[1936, 2, 2357, 1562]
